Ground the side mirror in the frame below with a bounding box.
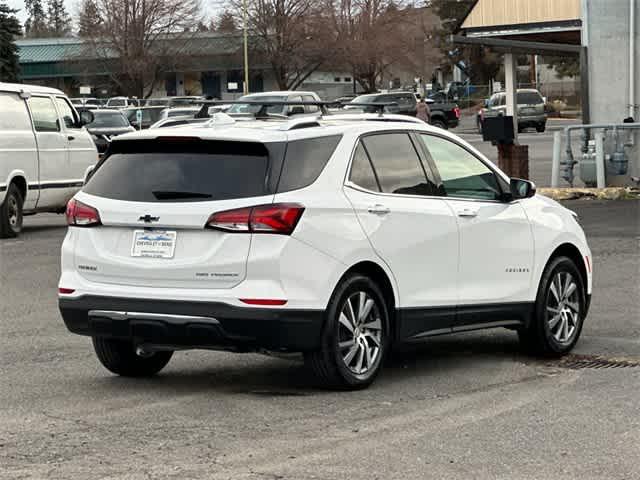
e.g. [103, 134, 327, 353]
[79, 110, 94, 126]
[510, 178, 536, 199]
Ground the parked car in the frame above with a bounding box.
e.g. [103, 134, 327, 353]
[144, 96, 205, 108]
[71, 97, 102, 108]
[122, 106, 165, 129]
[83, 109, 135, 154]
[346, 91, 418, 116]
[106, 96, 141, 109]
[0, 82, 97, 238]
[227, 91, 323, 117]
[58, 109, 592, 389]
[157, 106, 203, 120]
[477, 89, 547, 133]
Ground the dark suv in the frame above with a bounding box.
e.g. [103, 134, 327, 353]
[347, 92, 418, 116]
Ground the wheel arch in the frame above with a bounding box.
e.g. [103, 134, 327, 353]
[10, 175, 27, 203]
[337, 260, 398, 338]
[546, 243, 588, 294]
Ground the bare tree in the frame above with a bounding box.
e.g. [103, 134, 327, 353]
[79, 0, 202, 98]
[238, 0, 333, 90]
[329, 0, 415, 92]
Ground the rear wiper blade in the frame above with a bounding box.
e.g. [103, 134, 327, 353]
[152, 190, 213, 200]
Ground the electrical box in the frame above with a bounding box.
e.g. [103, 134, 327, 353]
[482, 116, 515, 143]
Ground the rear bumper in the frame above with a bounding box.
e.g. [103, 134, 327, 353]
[59, 295, 325, 351]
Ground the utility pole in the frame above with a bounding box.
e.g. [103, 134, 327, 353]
[243, 0, 249, 95]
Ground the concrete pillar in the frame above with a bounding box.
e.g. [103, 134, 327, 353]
[504, 53, 519, 144]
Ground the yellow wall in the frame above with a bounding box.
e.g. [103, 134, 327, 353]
[462, 0, 581, 28]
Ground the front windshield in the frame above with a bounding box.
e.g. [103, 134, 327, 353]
[227, 95, 287, 115]
[89, 111, 130, 128]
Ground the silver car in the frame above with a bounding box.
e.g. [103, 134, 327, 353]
[478, 89, 547, 133]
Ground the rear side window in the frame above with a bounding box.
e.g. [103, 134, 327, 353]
[28, 96, 60, 132]
[276, 135, 341, 192]
[349, 142, 379, 191]
[361, 133, 438, 196]
[84, 140, 273, 202]
[0, 92, 31, 130]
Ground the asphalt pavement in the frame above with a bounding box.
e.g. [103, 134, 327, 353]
[1, 201, 639, 479]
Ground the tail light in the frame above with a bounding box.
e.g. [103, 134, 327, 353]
[453, 106, 461, 119]
[207, 203, 304, 235]
[66, 198, 101, 227]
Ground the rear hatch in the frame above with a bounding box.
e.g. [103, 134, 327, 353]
[73, 137, 283, 289]
[517, 91, 544, 116]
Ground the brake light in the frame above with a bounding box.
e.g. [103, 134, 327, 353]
[66, 198, 101, 227]
[207, 203, 304, 235]
[454, 106, 461, 119]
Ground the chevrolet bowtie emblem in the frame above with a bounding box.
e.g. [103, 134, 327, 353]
[139, 215, 160, 223]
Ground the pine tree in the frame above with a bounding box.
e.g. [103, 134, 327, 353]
[46, 0, 71, 37]
[24, 0, 48, 37]
[78, 0, 102, 37]
[216, 10, 237, 33]
[0, 3, 22, 82]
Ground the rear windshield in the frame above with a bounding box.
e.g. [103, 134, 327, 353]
[517, 92, 543, 104]
[84, 140, 273, 202]
[89, 111, 129, 128]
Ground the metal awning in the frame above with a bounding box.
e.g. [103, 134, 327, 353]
[450, 34, 581, 55]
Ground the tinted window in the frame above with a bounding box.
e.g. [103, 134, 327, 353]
[421, 135, 502, 200]
[0, 92, 32, 130]
[362, 133, 436, 196]
[349, 142, 379, 191]
[227, 95, 286, 115]
[277, 135, 342, 192]
[517, 91, 543, 104]
[89, 111, 130, 128]
[28, 97, 60, 132]
[55, 97, 77, 128]
[84, 140, 272, 202]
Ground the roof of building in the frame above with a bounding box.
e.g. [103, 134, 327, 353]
[16, 32, 245, 65]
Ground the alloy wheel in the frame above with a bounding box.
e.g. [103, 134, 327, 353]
[337, 291, 383, 375]
[546, 271, 581, 344]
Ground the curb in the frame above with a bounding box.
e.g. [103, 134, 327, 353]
[538, 187, 640, 201]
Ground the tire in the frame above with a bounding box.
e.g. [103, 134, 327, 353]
[305, 274, 390, 390]
[92, 337, 173, 377]
[536, 123, 546, 133]
[0, 183, 24, 239]
[431, 119, 447, 129]
[518, 256, 586, 357]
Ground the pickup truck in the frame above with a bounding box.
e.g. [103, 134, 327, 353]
[425, 98, 460, 130]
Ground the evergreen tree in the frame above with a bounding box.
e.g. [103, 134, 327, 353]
[46, 0, 71, 37]
[0, 3, 22, 82]
[24, 0, 48, 37]
[216, 10, 237, 33]
[78, 0, 102, 37]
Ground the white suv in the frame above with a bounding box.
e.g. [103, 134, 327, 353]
[0, 83, 97, 238]
[58, 113, 592, 389]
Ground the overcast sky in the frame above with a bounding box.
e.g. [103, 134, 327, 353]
[6, 0, 219, 24]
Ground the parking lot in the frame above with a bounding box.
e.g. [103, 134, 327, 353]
[1, 200, 639, 479]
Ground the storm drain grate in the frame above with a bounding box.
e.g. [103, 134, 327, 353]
[555, 354, 640, 370]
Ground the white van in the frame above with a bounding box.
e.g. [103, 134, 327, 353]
[0, 83, 98, 238]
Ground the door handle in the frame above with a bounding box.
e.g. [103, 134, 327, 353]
[457, 208, 478, 218]
[367, 204, 390, 215]
[67, 135, 75, 141]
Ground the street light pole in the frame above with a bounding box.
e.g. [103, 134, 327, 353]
[243, 0, 249, 95]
